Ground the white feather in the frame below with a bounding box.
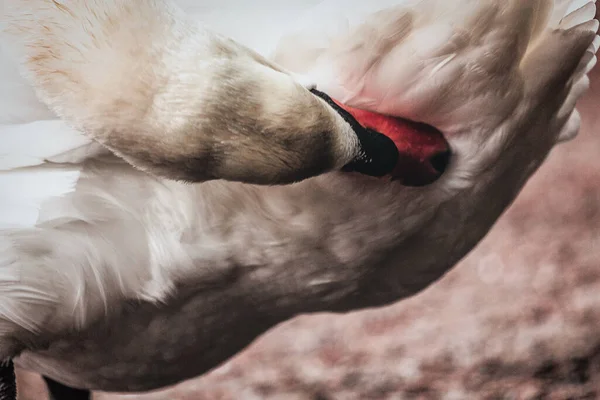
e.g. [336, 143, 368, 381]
[0, 120, 101, 170]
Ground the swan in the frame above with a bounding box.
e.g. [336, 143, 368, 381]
[0, 0, 598, 398]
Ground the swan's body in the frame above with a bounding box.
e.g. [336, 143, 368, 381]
[0, 0, 598, 393]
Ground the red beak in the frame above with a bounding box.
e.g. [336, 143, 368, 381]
[333, 100, 451, 187]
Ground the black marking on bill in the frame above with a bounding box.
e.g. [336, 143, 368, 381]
[310, 89, 398, 177]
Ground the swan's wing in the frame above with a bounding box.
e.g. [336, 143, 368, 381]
[0, 119, 109, 228]
[0, 121, 105, 170]
[274, 0, 597, 135]
[0, 29, 109, 229]
[550, 0, 596, 25]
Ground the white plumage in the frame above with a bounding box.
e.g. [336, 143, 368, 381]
[0, 0, 597, 393]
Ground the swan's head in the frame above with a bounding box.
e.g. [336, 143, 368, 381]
[310, 90, 451, 187]
[197, 59, 450, 186]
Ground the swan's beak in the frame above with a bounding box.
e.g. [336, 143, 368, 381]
[311, 89, 451, 187]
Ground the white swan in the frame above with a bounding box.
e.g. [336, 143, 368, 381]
[0, 0, 598, 398]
